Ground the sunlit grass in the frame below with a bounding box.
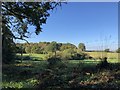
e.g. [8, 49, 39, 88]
[2, 78, 39, 88]
[86, 52, 119, 59]
[16, 53, 47, 60]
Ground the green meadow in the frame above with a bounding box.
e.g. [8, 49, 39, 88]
[2, 53, 120, 88]
[2, 2, 119, 89]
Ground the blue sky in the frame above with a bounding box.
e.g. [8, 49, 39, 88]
[17, 2, 118, 51]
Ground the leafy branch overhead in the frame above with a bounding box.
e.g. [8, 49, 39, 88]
[2, 2, 62, 63]
[2, 2, 62, 40]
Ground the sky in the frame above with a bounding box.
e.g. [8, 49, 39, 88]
[16, 2, 118, 51]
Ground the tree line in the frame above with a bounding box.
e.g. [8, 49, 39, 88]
[15, 42, 89, 61]
[16, 42, 86, 54]
[2, 2, 120, 64]
[16, 42, 120, 54]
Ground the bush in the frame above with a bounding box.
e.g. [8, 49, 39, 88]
[59, 49, 90, 60]
[116, 48, 120, 53]
[45, 49, 90, 61]
[47, 57, 62, 66]
[71, 53, 81, 60]
[104, 49, 110, 52]
[45, 52, 54, 60]
[71, 52, 90, 60]
[60, 49, 74, 60]
[61, 53, 72, 60]
[97, 57, 109, 69]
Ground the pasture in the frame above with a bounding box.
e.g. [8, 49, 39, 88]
[17, 53, 119, 63]
[86, 52, 119, 59]
[2, 53, 120, 88]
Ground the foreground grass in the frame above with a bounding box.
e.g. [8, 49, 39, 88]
[37, 60, 120, 88]
[2, 59, 120, 89]
[2, 61, 47, 88]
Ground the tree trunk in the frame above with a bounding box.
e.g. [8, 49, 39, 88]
[21, 45, 23, 63]
[54, 51, 56, 59]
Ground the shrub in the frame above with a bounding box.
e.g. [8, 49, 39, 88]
[45, 49, 90, 61]
[61, 52, 72, 60]
[60, 49, 90, 60]
[72, 52, 90, 60]
[116, 48, 120, 53]
[61, 49, 75, 60]
[71, 53, 81, 60]
[45, 52, 54, 60]
[104, 49, 110, 52]
[97, 57, 109, 69]
[47, 57, 62, 66]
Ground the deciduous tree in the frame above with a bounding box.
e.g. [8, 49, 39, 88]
[2, 2, 61, 63]
[78, 43, 86, 51]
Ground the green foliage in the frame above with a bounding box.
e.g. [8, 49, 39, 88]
[31, 45, 40, 54]
[25, 44, 46, 54]
[16, 44, 26, 53]
[47, 57, 62, 66]
[2, 2, 61, 38]
[78, 43, 86, 51]
[60, 43, 77, 51]
[61, 49, 76, 60]
[104, 49, 110, 52]
[25, 46, 31, 53]
[2, 61, 47, 88]
[37, 60, 120, 88]
[45, 41, 58, 53]
[61, 49, 89, 60]
[19, 42, 77, 55]
[2, 2, 61, 63]
[97, 57, 109, 69]
[116, 48, 120, 53]
[17, 42, 88, 61]
[2, 59, 120, 88]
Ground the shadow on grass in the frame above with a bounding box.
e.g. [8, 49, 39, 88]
[2, 61, 48, 82]
[37, 61, 120, 89]
[2, 59, 120, 89]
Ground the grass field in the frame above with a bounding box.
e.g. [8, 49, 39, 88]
[17, 53, 119, 63]
[2, 53, 120, 88]
[85, 52, 119, 59]
[16, 53, 47, 60]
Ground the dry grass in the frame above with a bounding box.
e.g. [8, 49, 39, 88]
[85, 52, 119, 59]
